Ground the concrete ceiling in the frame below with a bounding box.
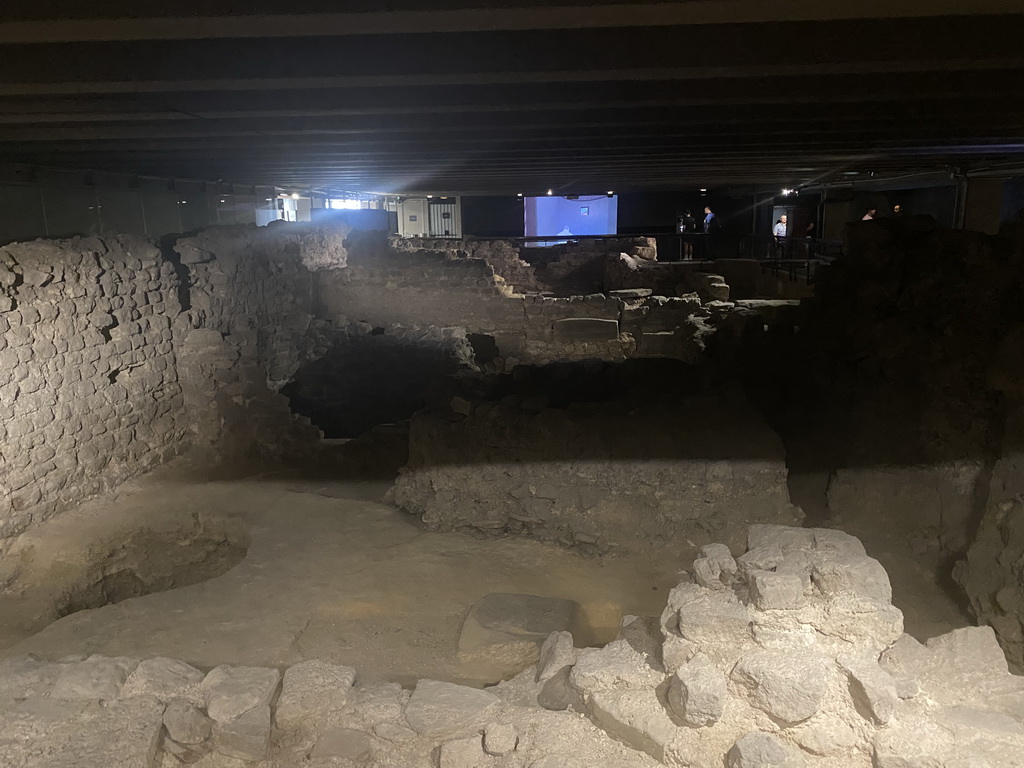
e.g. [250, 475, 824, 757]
[1, 1, 1022, 195]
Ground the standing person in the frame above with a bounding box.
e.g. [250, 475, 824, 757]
[862, 207, 877, 221]
[772, 214, 788, 258]
[703, 206, 719, 259]
[680, 209, 696, 260]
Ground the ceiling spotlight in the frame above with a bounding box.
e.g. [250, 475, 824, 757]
[781, 188, 794, 196]
[517, 193, 524, 198]
[427, 194, 433, 198]
[291, 192, 300, 199]
[547, 189, 554, 196]
[700, 188, 707, 193]
[606, 190, 614, 196]
[219, 199, 226, 204]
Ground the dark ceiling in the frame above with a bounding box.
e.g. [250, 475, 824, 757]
[1, 1, 1023, 195]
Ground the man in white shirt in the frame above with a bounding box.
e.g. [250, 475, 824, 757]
[772, 215, 787, 257]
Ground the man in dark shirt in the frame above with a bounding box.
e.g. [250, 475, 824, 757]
[679, 210, 697, 260]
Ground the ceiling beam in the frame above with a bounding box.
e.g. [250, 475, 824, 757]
[0, 0, 1018, 43]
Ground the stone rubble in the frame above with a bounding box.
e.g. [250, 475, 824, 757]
[0, 525, 1020, 768]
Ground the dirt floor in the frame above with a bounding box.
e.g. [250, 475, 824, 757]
[0, 462, 972, 687]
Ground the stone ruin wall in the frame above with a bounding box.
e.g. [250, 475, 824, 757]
[0, 225, 352, 556]
[0, 236, 188, 557]
[2, 525, 1023, 768]
[4, 220, 1024, 671]
[389, 393, 801, 556]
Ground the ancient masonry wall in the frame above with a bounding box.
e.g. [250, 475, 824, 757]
[316, 247, 797, 369]
[2, 526, 1022, 768]
[0, 236, 188, 550]
[390, 393, 800, 555]
[0, 226, 349, 553]
[172, 226, 336, 457]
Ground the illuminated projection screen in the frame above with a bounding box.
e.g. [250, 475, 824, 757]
[524, 195, 618, 237]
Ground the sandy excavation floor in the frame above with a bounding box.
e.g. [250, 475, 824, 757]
[0, 463, 973, 686]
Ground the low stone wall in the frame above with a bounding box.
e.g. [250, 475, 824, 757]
[2, 526, 1020, 768]
[957, 406, 1024, 673]
[390, 392, 798, 554]
[0, 236, 188, 550]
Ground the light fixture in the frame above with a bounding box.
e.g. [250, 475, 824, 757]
[219, 199, 226, 204]
[781, 188, 794, 196]
[291, 192, 300, 199]
[517, 193, 523, 198]
[427, 194, 433, 198]
[606, 190, 614, 196]
[700, 188, 707, 192]
[547, 189, 553, 196]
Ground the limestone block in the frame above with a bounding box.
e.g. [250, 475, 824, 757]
[212, 704, 271, 761]
[440, 734, 487, 768]
[122, 657, 205, 705]
[569, 640, 662, 698]
[201, 665, 281, 723]
[459, 593, 583, 665]
[536, 631, 578, 683]
[587, 688, 680, 763]
[661, 582, 753, 660]
[727, 733, 803, 768]
[537, 666, 582, 711]
[737, 545, 784, 576]
[349, 681, 410, 729]
[749, 571, 805, 611]
[310, 728, 373, 761]
[404, 680, 499, 739]
[667, 652, 728, 727]
[837, 653, 898, 724]
[275, 659, 356, 729]
[811, 556, 892, 603]
[614, 615, 661, 665]
[731, 650, 829, 724]
[50, 655, 138, 701]
[164, 698, 213, 745]
[483, 722, 518, 756]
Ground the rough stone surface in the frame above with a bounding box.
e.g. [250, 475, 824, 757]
[667, 652, 727, 726]
[727, 732, 802, 768]
[392, 394, 797, 556]
[212, 704, 272, 761]
[404, 679, 500, 739]
[1, 531, 1022, 768]
[459, 593, 582, 669]
[202, 665, 281, 724]
[275, 659, 356, 729]
[536, 631, 578, 683]
[588, 688, 681, 763]
[0, 695, 165, 768]
[310, 727, 373, 761]
[731, 650, 830, 724]
[163, 698, 213, 745]
[50, 655, 137, 701]
[837, 653, 898, 724]
[483, 722, 519, 756]
[122, 657, 205, 705]
[439, 734, 487, 768]
[750, 570, 805, 610]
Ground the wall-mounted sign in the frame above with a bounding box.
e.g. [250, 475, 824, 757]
[409, 215, 418, 221]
